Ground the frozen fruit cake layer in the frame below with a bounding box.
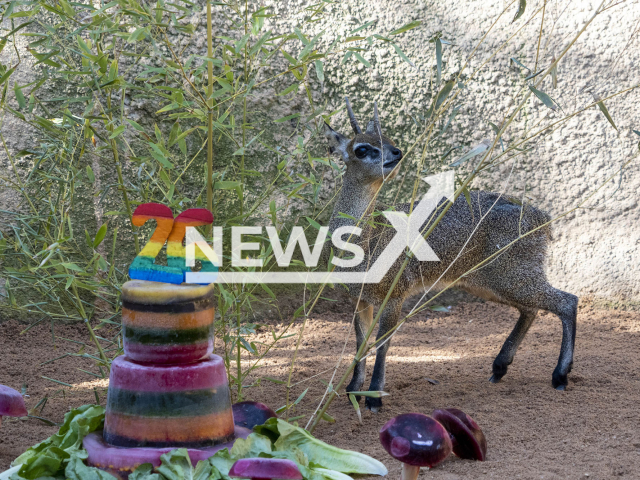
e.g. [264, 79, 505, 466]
[103, 355, 234, 448]
[121, 280, 215, 364]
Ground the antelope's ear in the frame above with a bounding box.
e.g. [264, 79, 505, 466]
[323, 122, 350, 162]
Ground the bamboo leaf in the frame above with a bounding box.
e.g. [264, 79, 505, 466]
[389, 20, 422, 36]
[260, 283, 276, 299]
[528, 84, 559, 111]
[314, 60, 324, 83]
[306, 217, 322, 230]
[249, 31, 271, 56]
[274, 113, 300, 123]
[86, 166, 95, 183]
[169, 127, 197, 147]
[348, 394, 362, 424]
[391, 43, 415, 67]
[512, 0, 526, 22]
[61, 263, 84, 272]
[450, 139, 491, 167]
[345, 391, 389, 398]
[93, 224, 108, 248]
[277, 84, 298, 96]
[214, 181, 242, 190]
[281, 49, 297, 65]
[596, 99, 618, 131]
[509, 57, 530, 73]
[125, 119, 145, 132]
[435, 80, 455, 110]
[14, 82, 26, 110]
[293, 387, 309, 405]
[320, 412, 336, 423]
[430, 305, 450, 312]
[350, 20, 377, 35]
[0, 67, 16, 86]
[353, 52, 370, 68]
[235, 33, 250, 54]
[58, 0, 75, 17]
[109, 125, 125, 139]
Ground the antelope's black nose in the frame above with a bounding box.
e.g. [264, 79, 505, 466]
[391, 148, 402, 159]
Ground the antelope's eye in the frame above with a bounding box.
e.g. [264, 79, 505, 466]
[354, 146, 368, 158]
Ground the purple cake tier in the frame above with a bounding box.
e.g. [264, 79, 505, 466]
[104, 355, 234, 448]
[121, 280, 215, 364]
[84, 427, 250, 480]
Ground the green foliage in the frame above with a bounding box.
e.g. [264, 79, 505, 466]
[125, 419, 386, 480]
[12, 405, 105, 479]
[0, 0, 419, 402]
[10, 411, 385, 480]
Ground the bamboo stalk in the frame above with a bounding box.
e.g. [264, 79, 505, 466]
[206, 0, 215, 232]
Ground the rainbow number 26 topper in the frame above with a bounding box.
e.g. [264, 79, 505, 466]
[128, 203, 218, 284]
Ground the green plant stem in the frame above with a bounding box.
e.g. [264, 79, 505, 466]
[285, 317, 307, 421]
[535, 0, 547, 71]
[105, 94, 139, 254]
[235, 292, 243, 401]
[207, 0, 215, 231]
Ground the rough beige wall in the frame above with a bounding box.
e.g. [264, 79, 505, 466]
[265, 0, 640, 304]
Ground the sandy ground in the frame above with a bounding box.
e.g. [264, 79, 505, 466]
[1, 297, 639, 479]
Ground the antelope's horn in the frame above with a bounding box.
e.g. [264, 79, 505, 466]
[345, 97, 362, 134]
[372, 101, 381, 134]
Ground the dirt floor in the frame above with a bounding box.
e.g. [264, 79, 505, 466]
[1, 295, 639, 479]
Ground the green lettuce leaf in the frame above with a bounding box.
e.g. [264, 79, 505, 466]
[273, 420, 387, 476]
[230, 434, 272, 459]
[65, 453, 117, 480]
[128, 464, 163, 480]
[12, 405, 105, 479]
[155, 449, 212, 480]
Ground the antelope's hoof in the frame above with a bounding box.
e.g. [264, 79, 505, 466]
[365, 396, 382, 413]
[489, 374, 502, 384]
[552, 369, 568, 390]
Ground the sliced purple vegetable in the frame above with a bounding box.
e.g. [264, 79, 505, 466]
[232, 401, 277, 430]
[229, 458, 303, 480]
[432, 408, 487, 461]
[0, 385, 27, 429]
[380, 413, 452, 480]
[83, 426, 250, 473]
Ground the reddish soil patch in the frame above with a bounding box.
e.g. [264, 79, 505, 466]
[1, 298, 639, 479]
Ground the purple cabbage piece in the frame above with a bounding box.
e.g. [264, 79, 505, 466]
[432, 408, 487, 461]
[232, 401, 277, 430]
[379, 413, 452, 469]
[229, 458, 303, 480]
[0, 385, 27, 422]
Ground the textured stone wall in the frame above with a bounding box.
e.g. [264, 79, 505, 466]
[1, 0, 639, 305]
[265, 0, 640, 304]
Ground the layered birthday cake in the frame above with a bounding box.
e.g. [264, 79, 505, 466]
[103, 355, 235, 448]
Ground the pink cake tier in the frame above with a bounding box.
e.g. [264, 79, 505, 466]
[122, 281, 215, 364]
[104, 355, 235, 448]
[84, 426, 250, 480]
